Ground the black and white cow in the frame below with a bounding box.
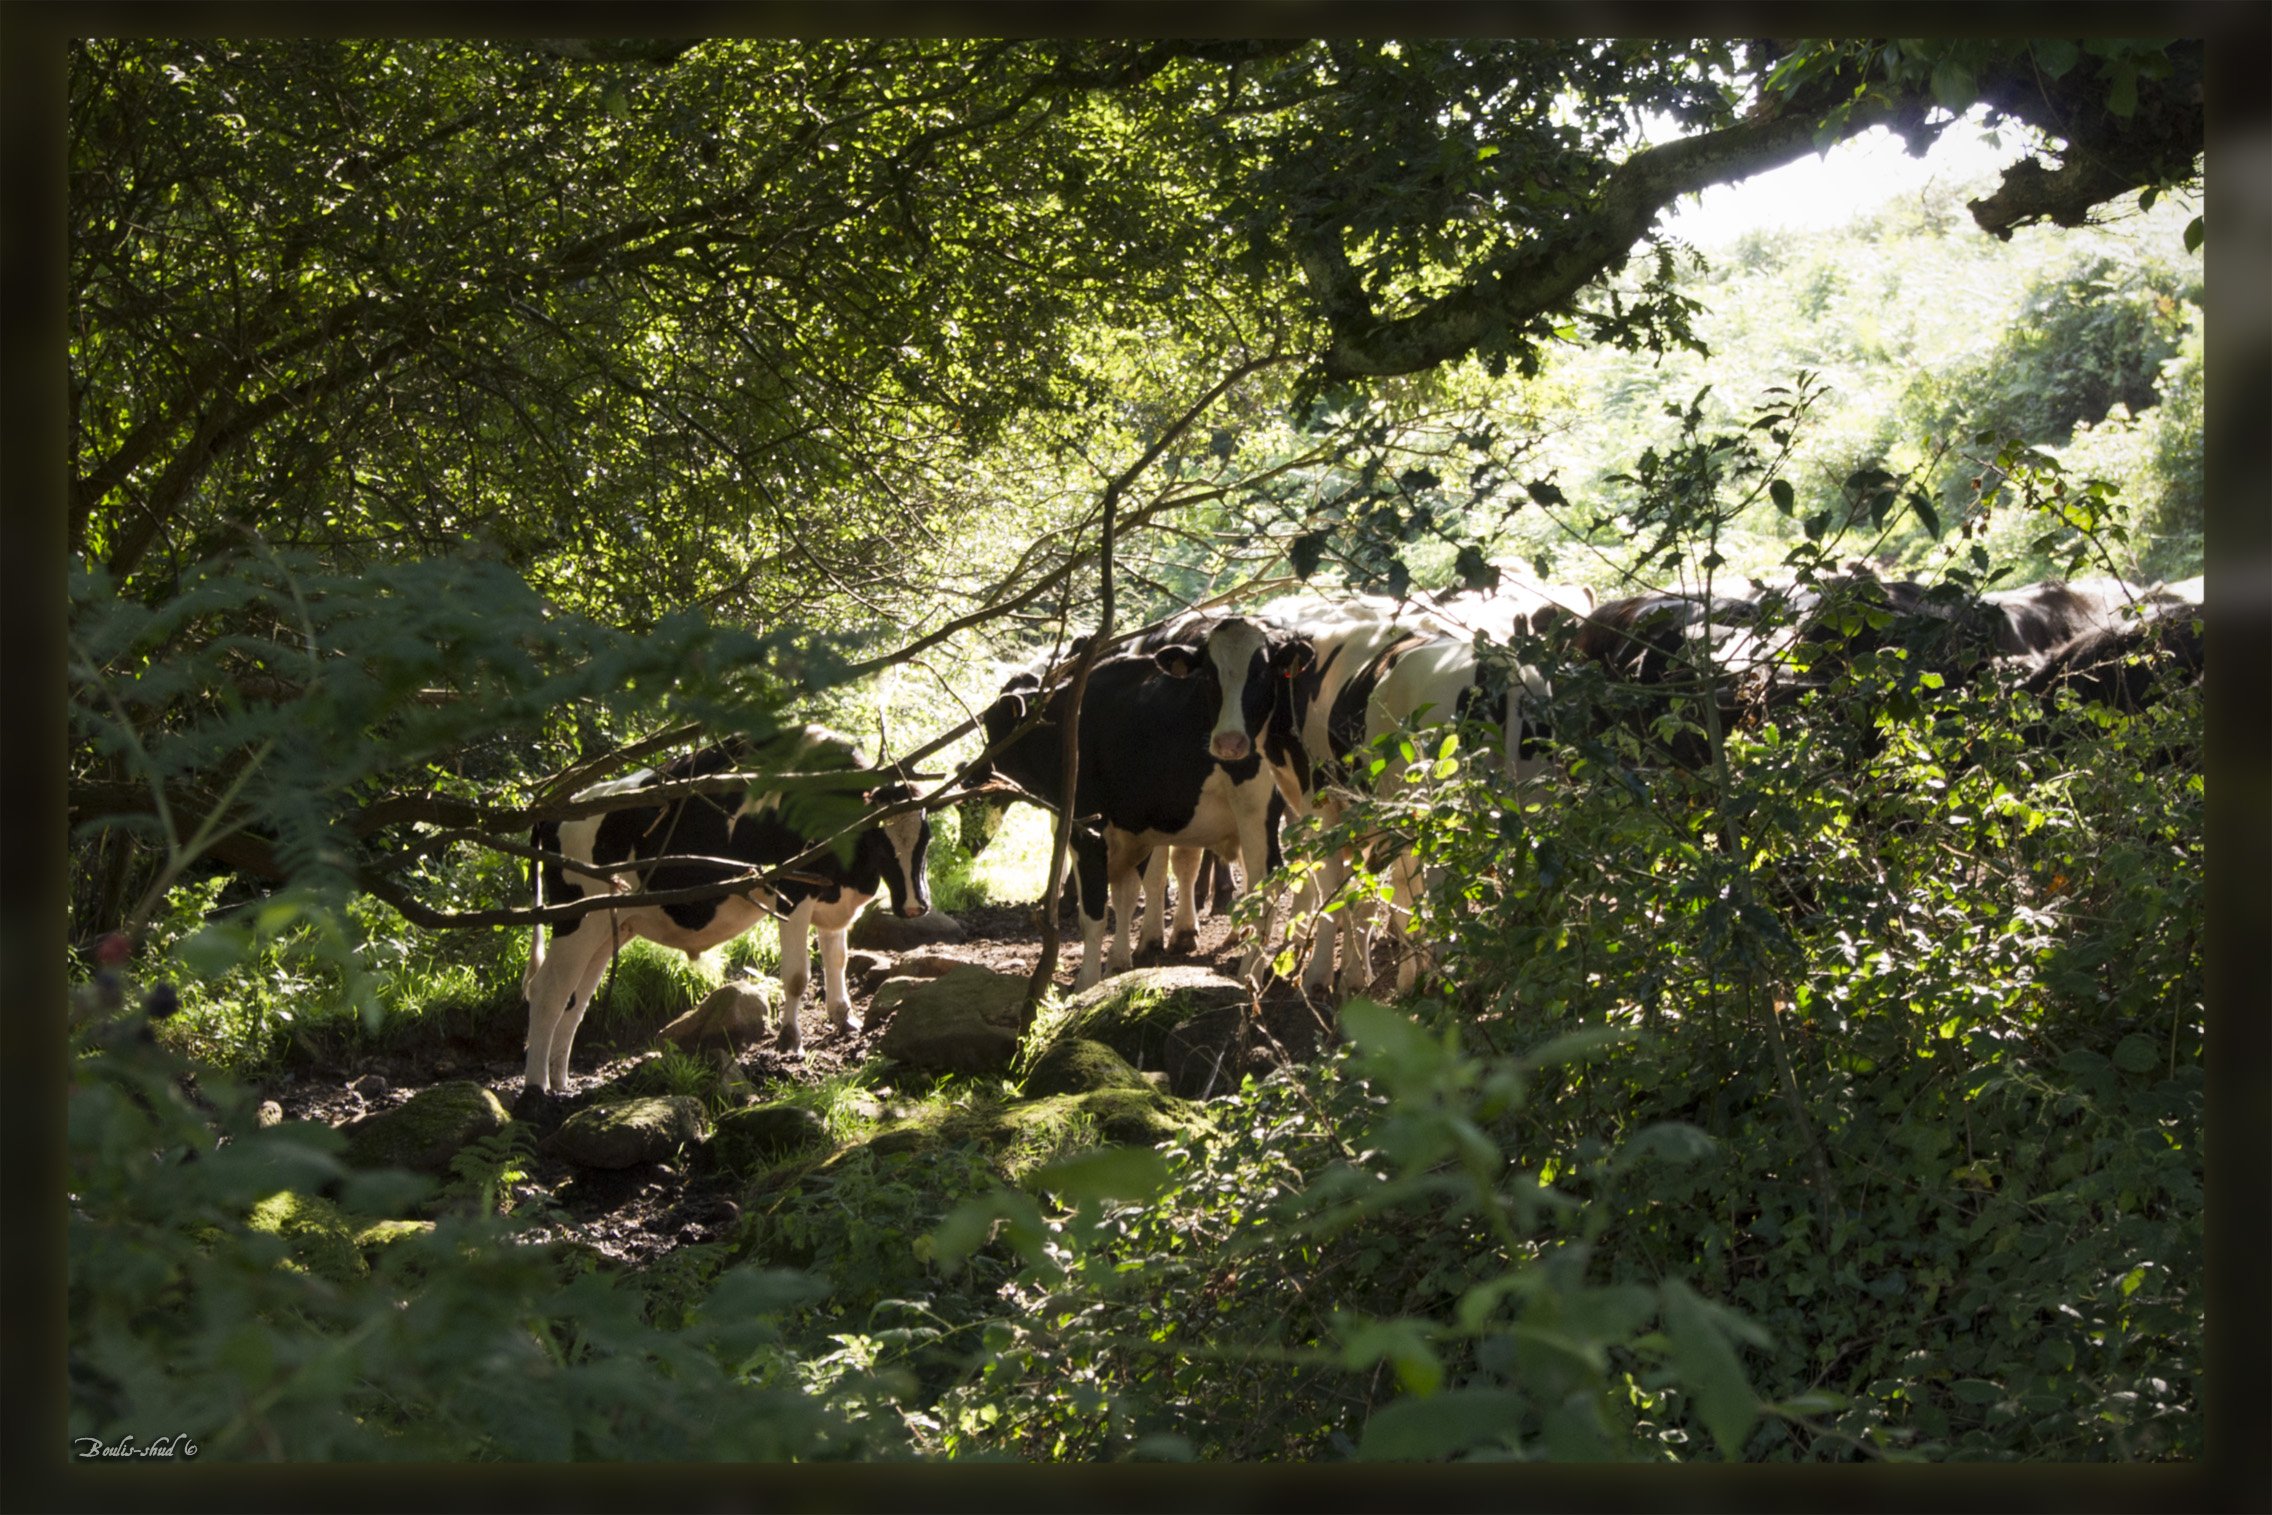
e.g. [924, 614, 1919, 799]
[1246, 593, 1458, 990]
[521, 727, 931, 1097]
[2022, 596, 2205, 720]
[978, 617, 1298, 987]
[1984, 576, 2175, 657]
[991, 614, 1248, 939]
[1324, 625, 1557, 995]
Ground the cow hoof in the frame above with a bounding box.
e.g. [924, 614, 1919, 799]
[829, 1009, 861, 1036]
[512, 1086, 569, 1130]
[1169, 930, 1198, 955]
[774, 1027, 804, 1057]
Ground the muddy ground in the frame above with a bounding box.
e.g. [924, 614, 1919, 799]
[258, 902, 1346, 1268]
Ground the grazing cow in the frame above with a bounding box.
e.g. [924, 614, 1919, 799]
[1246, 593, 1461, 990]
[2022, 598, 2205, 720]
[1558, 590, 1775, 769]
[1423, 574, 1597, 641]
[1325, 627, 1557, 994]
[976, 617, 1244, 950]
[1985, 576, 2173, 656]
[977, 618, 1297, 987]
[521, 728, 932, 1098]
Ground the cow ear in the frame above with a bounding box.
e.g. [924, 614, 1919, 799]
[1270, 638, 1314, 678]
[1153, 645, 1202, 678]
[1530, 605, 1565, 633]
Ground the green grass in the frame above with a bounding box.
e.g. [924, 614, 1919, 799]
[957, 804, 1058, 910]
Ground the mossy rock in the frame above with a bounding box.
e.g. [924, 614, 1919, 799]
[710, 1102, 832, 1173]
[1074, 1086, 1210, 1148]
[1023, 1037, 1152, 1098]
[860, 1087, 1208, 1173]
[247, 1190, 368, 1283]
[541, 1095, 709, 1170]
[874, 965, 1030, 1072]
[848, 909, 968, 950]
[1050, 966, 1252, 1099]
[352, 1219, 435, 1256]
[340, 1081, 511, 1176]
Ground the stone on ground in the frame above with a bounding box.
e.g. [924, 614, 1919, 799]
[541, 1095, 710, 1170]
[247, 1190, 369, 1283]
[875, 964, 1031, 1072]
[656, 978, 782, 1054]
[1051, 965, 1253, 1100]
[341, 1080, 512, 1176]
[710, 1102, 833, 1172]
[849, 909, 968, 950]
[1022, 1037, 1152, 1098]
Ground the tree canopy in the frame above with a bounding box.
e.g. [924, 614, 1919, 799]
[65, 34, 2205, 936]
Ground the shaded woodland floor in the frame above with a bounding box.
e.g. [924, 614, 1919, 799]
[257, 901, 1343, 1267]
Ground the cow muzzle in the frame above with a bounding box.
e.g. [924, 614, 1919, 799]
[1211, 732, 1252, 762]
[898, 900, 931, 919]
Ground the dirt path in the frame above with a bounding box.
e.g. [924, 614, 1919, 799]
[259, 902, 1342, 1268]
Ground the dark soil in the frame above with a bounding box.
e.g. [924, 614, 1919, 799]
[259, 900, 1347, 1270]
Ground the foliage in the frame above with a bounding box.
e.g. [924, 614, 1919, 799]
[1525, 179, 2203, 586]
[1303, 390, 2206, 1460]
[61, 34, 2210, 1467]
[67, 989, 901, 1461]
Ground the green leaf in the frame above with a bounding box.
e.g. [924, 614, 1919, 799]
[1929, 60, 1976, 112]
[2034, 39, 2080, 78]
[2105, 63, 2137, 119]
[1950, 1377, 2006, 1405]
[1030, 1145, 1169, 1205]
[1340, 1317, 1445, 1396]
[1355, 1388, 1526, 1460]
[1522, 1025, 1630, 1069]
[1661, 1280, 1760, 1459]
[1911, 493, 1942, 539]
[1610, 1122, 1716, 1171]
[928, 1189, 1050, 1271]
[1338, 998, 1429, 1062]
[1769, 478, 1795, 514]
[2184, 215, 2204, 253]
[176, 923, 255, 979]
[1289, 531, 1328, 579]
[2111, 1034, 2159, 1075]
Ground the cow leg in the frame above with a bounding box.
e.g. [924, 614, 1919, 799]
[1072, 826, 1109, 991]
[1337, 845, 1381, 999]
[1138, 847, 1173, 959]
[775, 898, 816, 1053]
[520, 917, 613, 1094]
[1390, 852, 1431, 995]
[819, 920, 857, 1033]
[543, 931, 617, 1094]
[1167, 846, 1204, 952]
[1230, 790, 1288, 985]
[1297, 837, 1345, 992]
[1206, 851, 1239, 917]
[1106, 833, 1146, 976]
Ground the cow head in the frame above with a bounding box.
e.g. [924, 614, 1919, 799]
[1152, 616, 1313, 763]
[860, 781, 934, 918]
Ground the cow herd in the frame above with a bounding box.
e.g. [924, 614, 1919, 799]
[516, 567, 2204, 1102]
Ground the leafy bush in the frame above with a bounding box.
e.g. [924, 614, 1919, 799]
[67, 986, 902, 1460]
